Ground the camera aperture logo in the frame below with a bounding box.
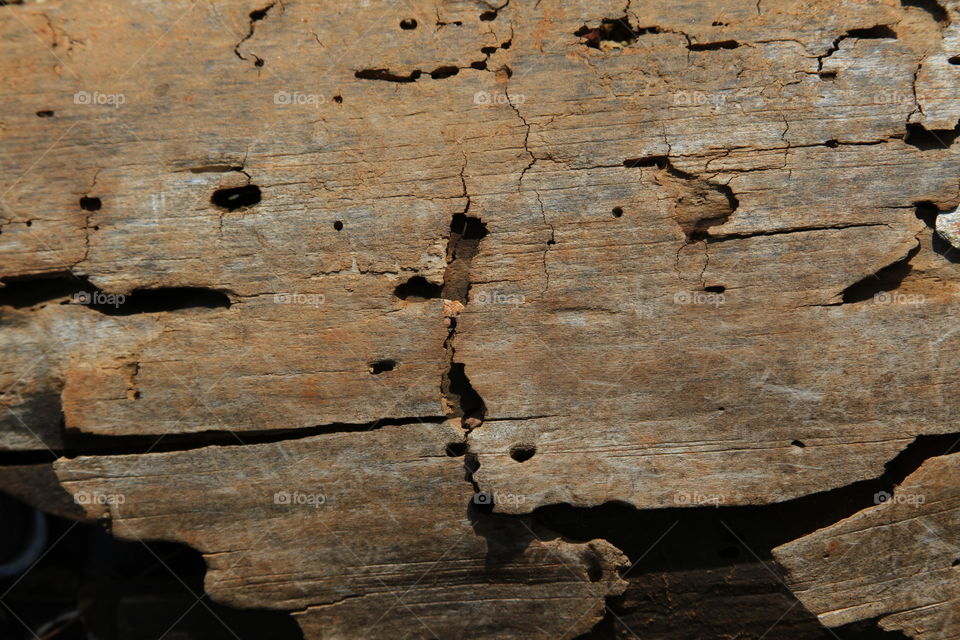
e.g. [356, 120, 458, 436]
[274, 91, 325, 106]
[472, 491, 526, 507]
[672, 91, 726, 108]
[873, 292, 924, 305]
[274, 490, 326, 508]
[74, 91, 126, 107]
[473, 290, 525, 306]
[474, 91, 525, 106]
[674, 491, 724, 506]
[74, 491, 125, 505]
[673, 291, 725, 307]
[273, 292, 325, 306]
[873, 491, 925, 506]
[72, 291, 126, 308]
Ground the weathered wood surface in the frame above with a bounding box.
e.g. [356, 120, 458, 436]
[1, 0, 959, 637]
[51, 423, 628, 639]
[774, 452, 960, 639]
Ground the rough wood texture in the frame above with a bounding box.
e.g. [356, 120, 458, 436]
[52, 424, 629, 639]
[774, 452, 960, 639]
[1, 0, 959, 637]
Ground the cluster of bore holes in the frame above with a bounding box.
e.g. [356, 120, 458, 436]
[400, 6, 500, 30]
[368, 359, 396, 374]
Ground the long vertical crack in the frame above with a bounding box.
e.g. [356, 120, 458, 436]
[438, 156, 489, 504]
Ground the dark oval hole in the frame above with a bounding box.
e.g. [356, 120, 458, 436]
[430, 66, 460, 79]
[333, 220, 344, 231]
[101, 288, 232, 315]
[211, 185, 262, 211]
[479, 10, 497, 20]
[35, 110, 54, 118]
[80, 196, 102, 211]
[400, 18, 417, 29]
[509, 445, 536, 463]
[394, 276, 442, 300]
[612, 206, 624, 218]
[704, 285, 725, 293]
[791, 439, 806, 448]
[368, 359, 397, 374]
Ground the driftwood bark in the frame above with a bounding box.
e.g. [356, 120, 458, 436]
[1, 0, 959, 638]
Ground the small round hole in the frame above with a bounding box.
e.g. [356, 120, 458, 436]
[369, 359, 397, 374]
[254, 58, 264, 68]
[509, 445, 536, 462]
[612, 207, 624, 218]
[333, 220, 343, 231]
[400, 18, 417, 29]
[479, 10, 497, 21]
[80, 196, 102, 211]
[333, 95, 343, 104]
[25, 220, 32, 227]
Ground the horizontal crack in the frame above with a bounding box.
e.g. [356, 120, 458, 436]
[0, 417, 448, 463]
